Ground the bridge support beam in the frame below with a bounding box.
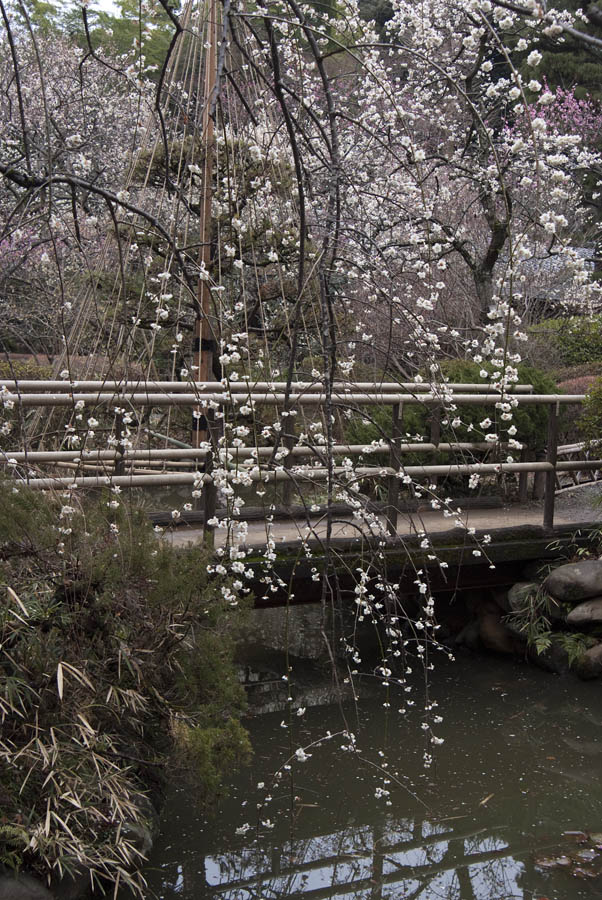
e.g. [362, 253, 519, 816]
[543, 402, 559, 531]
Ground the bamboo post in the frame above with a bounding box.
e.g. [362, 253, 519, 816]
[518, 445, 529, 503]
[386, 403, 403, 535]
[0, 391, 588, 407]
[543, 402, 559, 530]
[1, 379, 538, 393]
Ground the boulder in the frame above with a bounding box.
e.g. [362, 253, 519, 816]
[51, 873, 91, 900]
[455, 618, 481, 650]
[507, 582, 538, 613]
[477, 601, 515, 655]
[543, 560, 602, 604]
[504, 614, 527, 640]
[573, 643, 602, 680]
[122, 820, 153, 858]
[479, 614, 515, 654]
[567, 597, 602, 626]
[507, 581, 565, 624]
[527, 641, 571, 676]
[0, 874, 54, 900]
[492, 588, 511, 614]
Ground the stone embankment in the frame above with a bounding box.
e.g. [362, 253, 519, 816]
[456, 558, 602, 678]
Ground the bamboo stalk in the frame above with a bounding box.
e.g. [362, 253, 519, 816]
[14, 458, 602, 490]
[0, 441, 522, 465]
[1, 380, 536, 393]
[0, 392, 587, 407]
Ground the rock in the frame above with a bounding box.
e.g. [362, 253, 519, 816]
[492, 588, 511, 614]
[543, 560, 602, 604]
[0, 874, 54, 900]
[506, 577, 566, 623]
[479, 614, 515, 654]
[122, 821, 153, 858]
[567, 597, 602, 625]
[573, 643, 602, 680]
[455, 618, 481, 650]
[503, 614, 527, 640]
[507, 582, 538, 613]
[528, 640, 571, 675]
[477, 601, 515, 655]
[51, 872, 91, 900]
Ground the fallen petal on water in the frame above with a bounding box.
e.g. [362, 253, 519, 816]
[536, 857, 571, 869]
[573, 867, 598, 879]
[575, 848, 597, 861]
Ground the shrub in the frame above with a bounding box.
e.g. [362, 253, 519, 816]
[343, 359, 557, 454]
[0, 360, 52, 380]
[555, 361, 602, 382]
[577, 376, 602, 450]
[528, 316, 602, 369]
[0, 486, 250, 895]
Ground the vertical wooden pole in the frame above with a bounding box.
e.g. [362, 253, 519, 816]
[543, 402, 558, 531]
[193, 1, 219, 545]
[386, 403, 403, 535]
[193, 4, 218, 446]
[114, 411, 125, 477]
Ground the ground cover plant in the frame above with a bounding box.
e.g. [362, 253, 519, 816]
[0, 484, 251, 895]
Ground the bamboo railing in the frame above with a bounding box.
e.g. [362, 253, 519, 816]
[0, 380, 596, 539]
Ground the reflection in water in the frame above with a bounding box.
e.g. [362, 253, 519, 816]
[139, 656, 602, 900]
[197, 822, 525, 900]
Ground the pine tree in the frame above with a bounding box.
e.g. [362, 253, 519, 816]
[532, 1, 602, 102]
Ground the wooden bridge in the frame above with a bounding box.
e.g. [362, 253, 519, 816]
[1, 379, 600, 599]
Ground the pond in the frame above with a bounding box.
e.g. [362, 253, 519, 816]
[139, 655, 602, 899]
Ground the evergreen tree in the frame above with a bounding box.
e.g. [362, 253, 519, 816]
[528, 1, 602, 102]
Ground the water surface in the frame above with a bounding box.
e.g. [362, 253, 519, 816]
[141, 655, 602, 899]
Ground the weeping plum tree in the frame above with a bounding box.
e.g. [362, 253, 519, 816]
[1, 0, 602, 892]
[1, 0, 601, 368]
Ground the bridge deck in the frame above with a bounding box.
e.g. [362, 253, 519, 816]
[167, 489, 600, 551]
